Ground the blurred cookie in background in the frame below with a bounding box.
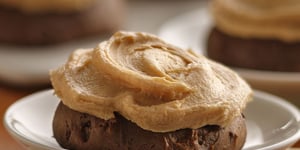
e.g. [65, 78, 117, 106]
[207, 0, 300, 72]
[0, 0, 125, 45]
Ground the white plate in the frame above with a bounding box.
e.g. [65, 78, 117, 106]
[158, 5, 300, 106]
[4, 89, 300, 150]
[0, 36, 107, 86]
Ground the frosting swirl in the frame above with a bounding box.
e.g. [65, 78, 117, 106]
[211, 0, 300, 42]
[0, 0, 97, 14]
[50, 31, 252, 132]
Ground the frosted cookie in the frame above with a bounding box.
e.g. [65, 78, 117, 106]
[51, 31, 252, 150]
[207, 0, 300, 71]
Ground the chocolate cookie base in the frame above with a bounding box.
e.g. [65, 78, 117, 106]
[207, 28, 300, 72]
[53, 102, 246, 150]
[0, 0, 124, 45]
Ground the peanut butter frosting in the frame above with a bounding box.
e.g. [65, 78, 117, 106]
[50, 31, 252, 132]
[0, 0, 97, 14]
[211, 0, 300, 42]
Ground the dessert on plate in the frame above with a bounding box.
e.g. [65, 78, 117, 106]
[50, 31, 252, 150]
[207, 0, 300, 72]
[0, 0, 124, 45]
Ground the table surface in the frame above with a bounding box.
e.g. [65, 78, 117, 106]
[1, 1, 300, 149]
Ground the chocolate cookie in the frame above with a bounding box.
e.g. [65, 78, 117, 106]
[207, 27, 300, 72]
[53, 102, 247, 150]
[0, 0, 124, 45]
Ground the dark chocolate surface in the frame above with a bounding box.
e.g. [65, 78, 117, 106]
[0, 0, 123, 45]
[207, 28, 300, 72]
[53, 102, 246, 150]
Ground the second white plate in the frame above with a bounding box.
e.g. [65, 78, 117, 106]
[0, 36, 108, 86]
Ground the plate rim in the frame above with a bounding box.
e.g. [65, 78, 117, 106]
[250, 90, 300, 150]
[0, 35, 107, 86]
[3, 89, 300, 150]
[3, 89, 61, 150]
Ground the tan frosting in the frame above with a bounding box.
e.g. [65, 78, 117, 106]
[0, 0, 97, 14]
[50, 31, 252, 132]
[211, 0, 300, 42]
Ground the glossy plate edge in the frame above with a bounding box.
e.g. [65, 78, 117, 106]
[3, 89, 63, 150]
